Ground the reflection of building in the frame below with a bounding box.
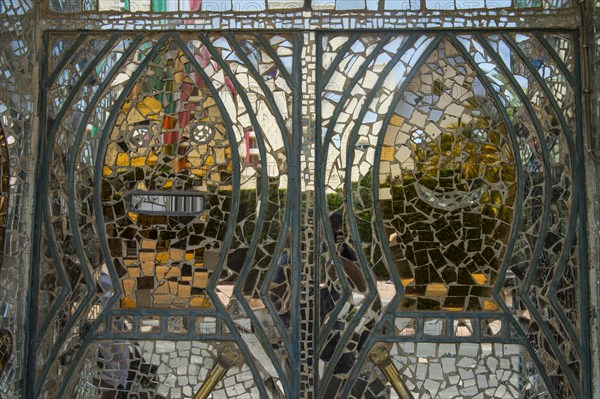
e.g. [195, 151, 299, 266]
[245, 129, 260, 165]
[101, 46, 233, 309]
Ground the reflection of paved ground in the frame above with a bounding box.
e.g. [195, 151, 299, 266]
[215, 280, 397, 308]
[215, 280, 401, 397]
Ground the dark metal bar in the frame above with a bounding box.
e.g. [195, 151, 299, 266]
[339, 32, 426, 399]
[177, 35, 271, 399]
[476, 32, 582, 358]
[331, 33, 429, 398]
[577, 0, 600, 165]
[313, 31, 324, 396]
[316, 33, 394, 354]
[38, 35, 120, 347]
[195, 31, 291, 397]
[290, 31, 303, 399]
[573, 32, 592, 399]
[532, 31, 576, 87]
[499, 31, 582, 398]
[24, 29, 51, 399]
[255, 34, 293, 86]
[225, 30, 295, 362]
[55, 34, 170, 399]
[46, 33, 88, 86]
[451, 33, 560, 399]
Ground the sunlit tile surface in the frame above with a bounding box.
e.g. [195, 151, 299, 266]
[0, 1, 596, 398]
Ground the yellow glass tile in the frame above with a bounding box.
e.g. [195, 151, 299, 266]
[120, 297, 137, 309]
[155, 266, 169, 281]
[116, 153, 130, 167]
[146, 152, 158, 166]
[165, 267, 180, 279]
[425, 283, 447, 298]
[127, 212, 138, 222]
[185, 252, 194, 261]
[203, 97, 216, 108]
[141, 240, 157, 250]
[138, 96, 162, 118]
[126, 106, 145, 124]
[215, 148, 225, 163]
[162, 179, 173, 189]
[122, 279, 136, 296]
[191, 168, 205, 177]
[156, 251, 169, 264]
[139, 251, 154, 261]
[173, 70, 185, 84]
[471, 273, 488, 285]
[190, 297, 211, 308]
[178, 284, 191, 298]
[130, 156, 146, 167]
[401, 278, 415, 286]
[141, 261, 155, 276]
[102, 166, 113, 177]
[491, 190, 503, 204]
[169, 248, 185, 261]
[155, 281, 169, 294]
[443, 306, 463, 312]
[483, 300, 500, 311]
[193, 271, 209, 289]
[381, 146, 395, 162]
[128, 267, 141, 278]
[390, 114, 404, 126]
[121, 100, 132, 114]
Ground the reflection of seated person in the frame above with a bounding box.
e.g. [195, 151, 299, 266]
[320, 212, 380, 378]
[94, 269, 162, 399]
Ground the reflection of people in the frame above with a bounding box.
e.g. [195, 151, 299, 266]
[267, 212, 385, 396]
[94, 270, 163, 399]
[320, 212, 381, 390]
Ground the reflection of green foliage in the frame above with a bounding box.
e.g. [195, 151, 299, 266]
[514, 0, 541, 8]
[324, 172, 388, 277]
[327, 190, 344, 211]
[411, 96, 515, 202]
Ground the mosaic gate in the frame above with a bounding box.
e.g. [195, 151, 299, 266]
[0, 1, 593, 398]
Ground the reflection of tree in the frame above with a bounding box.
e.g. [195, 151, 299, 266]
[409, 96, 515, 212]
[380, 94, 517, 311]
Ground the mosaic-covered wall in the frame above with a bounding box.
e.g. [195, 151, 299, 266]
[0, 1, 596, 398]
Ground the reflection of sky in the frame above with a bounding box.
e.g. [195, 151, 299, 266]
[232, 0, 267, 11]
[336, 0, 365, 9]
[424, 0, 512, 8]
[202, 1, 233, 11]
[385, 0, 418, 10]
[366, 0, 379, 9]
[312, 0, 335, 8]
